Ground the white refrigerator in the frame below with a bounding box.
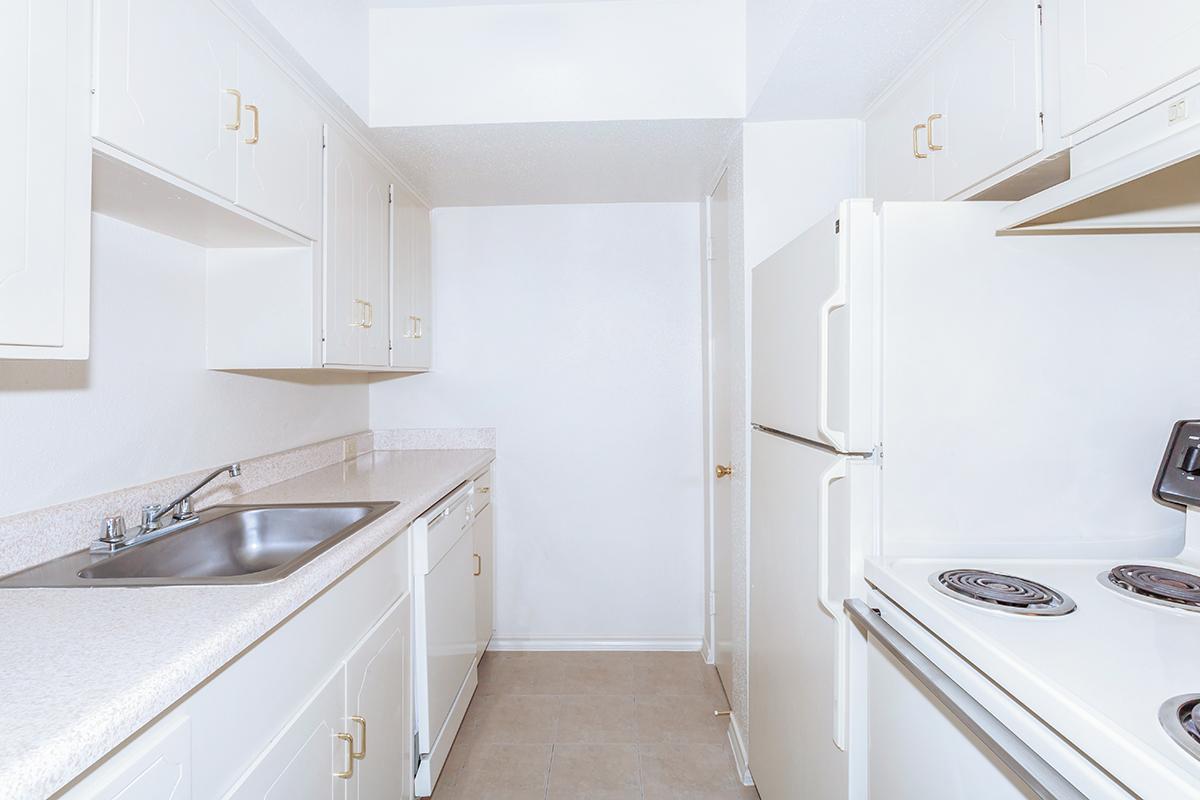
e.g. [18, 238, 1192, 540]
[747, 199, 1200, 798]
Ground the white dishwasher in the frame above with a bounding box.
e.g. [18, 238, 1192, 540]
[413, 481, 477, 797]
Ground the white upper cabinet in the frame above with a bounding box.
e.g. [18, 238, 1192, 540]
[0, 0, 91, 359]
[324, 124, 392, 368]
[390, 186, 433, 371]
[93, 0, 239, 199]
[1059, 0, 1200, 136]
[931, 0, 1042, 198]
[866, 65, 936, 202]
[865, 0, 1044, 201]
[235, 37, 323, 240]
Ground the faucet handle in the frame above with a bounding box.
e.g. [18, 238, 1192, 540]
[142, 504, 162, 531]
[174, 496, 196, 521]
[99, 516, 127, 544]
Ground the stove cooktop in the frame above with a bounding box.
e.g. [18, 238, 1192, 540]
[930, 568, 1076, 616]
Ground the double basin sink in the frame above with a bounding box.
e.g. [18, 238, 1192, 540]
[0, 502, 397, 588]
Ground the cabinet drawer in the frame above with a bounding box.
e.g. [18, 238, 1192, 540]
[471, 467, 492, 512]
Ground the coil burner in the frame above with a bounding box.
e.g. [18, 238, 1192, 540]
[1159, 695, 1200, 761]
[930, 569, 1076, 616]
[1102, 564, 1200, 613]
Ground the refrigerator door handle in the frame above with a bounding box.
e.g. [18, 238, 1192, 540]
[817, 458, 849, 751]
[818, 246, 848, 452]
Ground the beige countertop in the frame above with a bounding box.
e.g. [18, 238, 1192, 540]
[0, 448, 494, 800]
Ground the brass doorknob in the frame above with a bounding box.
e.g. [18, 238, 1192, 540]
[715, 464, 733, 479]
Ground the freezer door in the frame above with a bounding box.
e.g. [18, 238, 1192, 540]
[749, 428, 873, 798]
[751, 199, 877, 453]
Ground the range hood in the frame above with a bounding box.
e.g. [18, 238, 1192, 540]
[999, 112, 1200, 235]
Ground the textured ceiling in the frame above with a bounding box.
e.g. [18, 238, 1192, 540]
[747, 0, 966, 119]
[371, 119, 740, 206]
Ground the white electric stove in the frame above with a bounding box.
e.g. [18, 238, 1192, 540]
[860, 421, 1200, 799]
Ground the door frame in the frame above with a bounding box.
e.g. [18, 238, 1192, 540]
[701, 165, 727, 667]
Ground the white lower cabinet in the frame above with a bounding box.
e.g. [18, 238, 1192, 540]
[227, 668, 348, 800]
[473, 499, 495, 659]
[59, 533, 413, 800]
[346, 598, 414, 800]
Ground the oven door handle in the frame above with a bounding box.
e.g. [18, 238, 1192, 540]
[844, 599, 1088, 800]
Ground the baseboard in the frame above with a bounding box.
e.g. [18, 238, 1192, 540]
[488, 634, 704, 652]
[727, 713, 754, 787]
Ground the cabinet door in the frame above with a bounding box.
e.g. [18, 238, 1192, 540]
[409, 207, 433, 369]
[226, 667, 350, 800]
[93, 0, 238, 198]
[0, 0, 90, 356]
[324, 126, 364, 365]
[360, 178, 392, 367]
[65, 716, 191, 800]
[346, 596, 413, 800]
[473, 503, 494, 659]
[932, 0, 1042, 198]
[1059, 0, 1200, 135]
[865, 67, 935, 202]
[236, 38, 323, 239]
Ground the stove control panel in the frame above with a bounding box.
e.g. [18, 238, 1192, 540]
[1155, 420, 1200, 506]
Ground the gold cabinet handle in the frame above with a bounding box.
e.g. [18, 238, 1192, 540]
[350, 716, 367, 760]
[403, 315, 416, 339]
[223, 89, 241, 131]
[349, 299, 368, 328]
[912, 123, 928, 159]
[715, 464, 733, 479]
[363, 301, 373, 329]
[414, 316, 423, 339]
[478, 487, 490, 494]
[473, 553, 482, 576]
[927, 113, 943, 151]
[334, 732, 355, 779]
[244, 103, 259, 144]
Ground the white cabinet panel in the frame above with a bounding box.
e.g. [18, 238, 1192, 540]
[78, 716, 191, 800]
[932, 0, 1042, 197]
[236, 39, 323, 240]
[389, 188, 432, 371]
[93, 0, 239, 198]
[346, 597, 413, 800]
[865, 66, 935, 202]
[324, 125, 391, 367]
[0, 0, 91, 357]
[473, 503, 494, 659]
[226, 668, 349, 800]
[1059, 0, 1200, 135]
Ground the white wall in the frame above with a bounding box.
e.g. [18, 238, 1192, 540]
[369, 203, 705, 645]
[0, 215, 368, 518]
[250, 0, 370, 121]
[369, 0, 745, 126]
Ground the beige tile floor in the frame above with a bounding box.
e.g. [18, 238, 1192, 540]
[430, 651, 762, 800]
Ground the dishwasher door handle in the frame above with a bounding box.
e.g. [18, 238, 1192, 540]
[844, 599, 1088, 800]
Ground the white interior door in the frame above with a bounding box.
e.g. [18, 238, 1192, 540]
[346, 597, 413, 800]
[706, 171, 734, 693]
[1058, 0, 1200, 135]
[749, 428, 853, 799]
[235, 37, 323, 239]
[932, 0, 1043, 198]
[92, 0, 238, 198]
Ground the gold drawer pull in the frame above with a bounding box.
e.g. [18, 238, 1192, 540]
[927, 113, 944, 151]
[223, 89, 241, 131]
[244, 103, 259, 144]
[912, 123, 928, 159]
[350, 716, 367, 760]
[334, 732, 354, 778]
[473, 553, 482, 576]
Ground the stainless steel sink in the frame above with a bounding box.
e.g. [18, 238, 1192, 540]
[0, 502, 397, 587]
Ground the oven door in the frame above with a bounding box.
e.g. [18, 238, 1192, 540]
[851, 591, 1135, 800]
